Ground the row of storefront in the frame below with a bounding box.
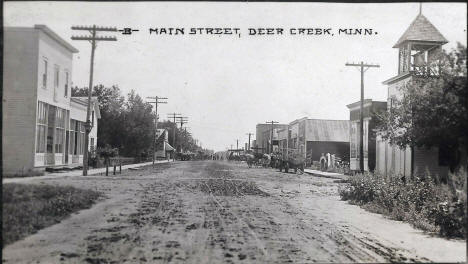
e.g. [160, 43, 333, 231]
[254, 11, 451, 179]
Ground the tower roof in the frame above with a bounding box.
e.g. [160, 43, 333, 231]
[393, 14, 448, 48]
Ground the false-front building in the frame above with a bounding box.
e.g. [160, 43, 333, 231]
[255, 123, 288, 154]
[277, 118, 350, 164]
[375, 13, 450, 178]
[3, 25, 100, 176]
[347, 100, 387, 172]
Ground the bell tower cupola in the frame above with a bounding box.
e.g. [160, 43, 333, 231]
[393, 7, 448, 76]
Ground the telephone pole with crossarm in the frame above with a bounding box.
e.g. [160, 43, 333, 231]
[266, 121, 279, 154]
[167, 113, 181, 153]
[147, 96, 168, 166]
[345, 61, 379, 173]
[71, 25, 117, 176]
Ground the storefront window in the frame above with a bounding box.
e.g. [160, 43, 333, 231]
[47, 105, 56, 153]
[55, 108, 66, 154]
[36, 101, 48, 153]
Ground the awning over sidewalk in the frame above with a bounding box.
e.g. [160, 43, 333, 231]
[165, 142, 175, 151]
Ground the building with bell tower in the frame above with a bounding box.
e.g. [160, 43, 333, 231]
[375, 9, 450, 179]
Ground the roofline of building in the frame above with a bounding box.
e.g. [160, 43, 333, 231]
[70, 98, 88, 107]
[71, 96, 98, 105]
[70, 96, 101, 118]
[392, 13, 449, 48]
[392, 39, 448, 49]
[306, 140, 350, 143]
[305, 118, 350, 122]
[346, 99, 372, 109]
[256, 123, 287, 126]
[289, 117, 308, 125]
[382, 72, 411, 85]
[34, 24, 79, 53]
[346, 99, 387, 109]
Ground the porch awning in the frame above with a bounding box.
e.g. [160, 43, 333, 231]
[165, 142, 175, 151]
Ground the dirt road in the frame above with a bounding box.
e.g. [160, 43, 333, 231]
[3, 161, 466, 263]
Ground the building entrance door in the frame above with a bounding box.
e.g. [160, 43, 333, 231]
[65, 131, 69, 164]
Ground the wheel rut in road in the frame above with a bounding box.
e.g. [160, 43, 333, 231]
[3, 161, 438, 263]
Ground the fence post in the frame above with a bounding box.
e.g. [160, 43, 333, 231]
[106, 158, 109, 176]
[120, 161, 122, 174]
[113, 163, 116, 175]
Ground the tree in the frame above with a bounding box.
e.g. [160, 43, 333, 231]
[120, 90, 154, 158]
[72, 85, 125, 149]
[72, 85, 211, 158]
[376, 43, 467, 173]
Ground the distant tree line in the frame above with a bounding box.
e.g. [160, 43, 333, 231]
[72, 85, 208, 159]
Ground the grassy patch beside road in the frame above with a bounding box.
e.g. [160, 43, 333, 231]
[339, 171, 467, 239]
[2, 183, 101, 247]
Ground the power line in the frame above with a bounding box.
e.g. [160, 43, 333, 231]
[187, 122, 245, 134]
[176, 116, 188, 128]
[175, 116, 188, 152]
[71, 25, 117, 176]
[246, 132, 254, 151]
[167, 113, 181, 151]
[345, 61, 379, 173]
[146, 96, 168, 165]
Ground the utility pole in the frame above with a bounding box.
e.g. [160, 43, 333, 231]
[147, 96, 168, 166]
[266, 121, 279, 154]
[71, 25, 117, 176]
[176, 116, 188, 129]
[286, 124, 289, 160]
[176, 116, 188, 152]
[345, 61, 380, 173]
[246, 133, 254, 151]
[167, 113, 181, 153]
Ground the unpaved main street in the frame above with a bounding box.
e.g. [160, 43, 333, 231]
[3, 161, 466, 263]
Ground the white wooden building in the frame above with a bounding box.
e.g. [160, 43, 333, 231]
[375, 12, 450, 179]
[3, 25, 100, 176]
[155, 128, 175, 159]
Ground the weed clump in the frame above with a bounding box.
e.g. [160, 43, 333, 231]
[339, 169, 467, 238]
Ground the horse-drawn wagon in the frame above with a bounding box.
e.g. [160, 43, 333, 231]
[245, 152, 271, 168]
[276, 149, 305, 173]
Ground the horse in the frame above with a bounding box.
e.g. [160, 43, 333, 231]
[245, 154, 255, 168]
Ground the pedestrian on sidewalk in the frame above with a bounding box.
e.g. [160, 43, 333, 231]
[320, 153, 326, 171]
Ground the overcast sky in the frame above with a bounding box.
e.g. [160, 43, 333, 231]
[4, 2, 467, 151]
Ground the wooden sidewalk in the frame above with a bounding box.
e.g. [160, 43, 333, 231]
[3, 160, 172, 184]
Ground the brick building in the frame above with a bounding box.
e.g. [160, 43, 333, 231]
[375, 12, 450, 178]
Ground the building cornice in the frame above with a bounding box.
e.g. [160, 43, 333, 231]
[382, 72, 411, 85]
[34, 24, 79, 53]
